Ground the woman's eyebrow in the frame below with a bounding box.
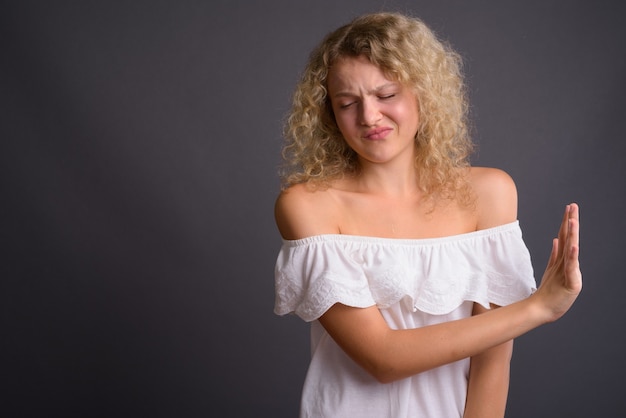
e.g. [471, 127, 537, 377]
[331, 83, 399, 98]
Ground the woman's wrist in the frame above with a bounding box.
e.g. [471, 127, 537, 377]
[524, 291, 555, 327]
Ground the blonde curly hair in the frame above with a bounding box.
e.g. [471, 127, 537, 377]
[280, 12, 474, 203]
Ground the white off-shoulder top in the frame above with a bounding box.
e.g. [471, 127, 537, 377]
[274, 221, 536, 418]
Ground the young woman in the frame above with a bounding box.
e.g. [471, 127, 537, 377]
[273, 12, 581, 417]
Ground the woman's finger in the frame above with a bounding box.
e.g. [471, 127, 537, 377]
[556, 204, 571, 261]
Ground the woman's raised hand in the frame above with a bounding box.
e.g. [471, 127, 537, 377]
[532, 203, 583, 322]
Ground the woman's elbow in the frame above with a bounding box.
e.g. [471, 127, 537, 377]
[367, 364, 399, 384]
[361, 356, 419, 384]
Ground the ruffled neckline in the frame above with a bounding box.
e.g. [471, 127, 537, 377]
[275, 220, 536, 321]
[282, 220, 520, 247]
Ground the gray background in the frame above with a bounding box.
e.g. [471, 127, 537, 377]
[2, 1, 625, 417]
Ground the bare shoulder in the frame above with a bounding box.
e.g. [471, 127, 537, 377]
[468, 167, 518, 229]
[274, 183, 340, 240]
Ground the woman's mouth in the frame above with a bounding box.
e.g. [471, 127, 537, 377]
[364, 127, 393, 140]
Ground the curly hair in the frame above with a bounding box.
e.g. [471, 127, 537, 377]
[280, 12, 474, 204]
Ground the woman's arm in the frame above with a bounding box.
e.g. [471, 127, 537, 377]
[463, 304, 513, 418]
[317, 203, 581, 383]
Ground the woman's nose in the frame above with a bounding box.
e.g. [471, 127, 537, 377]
[359, 99, 382, 126]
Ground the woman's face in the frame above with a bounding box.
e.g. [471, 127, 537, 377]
[327, 55, 420, 167]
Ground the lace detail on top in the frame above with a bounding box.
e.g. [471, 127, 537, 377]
[274, 221, 536, 322]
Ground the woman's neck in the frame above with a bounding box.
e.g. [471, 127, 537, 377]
[353, 157, 422, 199]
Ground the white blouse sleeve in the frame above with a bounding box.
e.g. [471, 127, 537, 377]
[273, 235, 377, 322]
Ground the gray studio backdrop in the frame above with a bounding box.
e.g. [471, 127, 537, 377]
[2, 1, 625, 417]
